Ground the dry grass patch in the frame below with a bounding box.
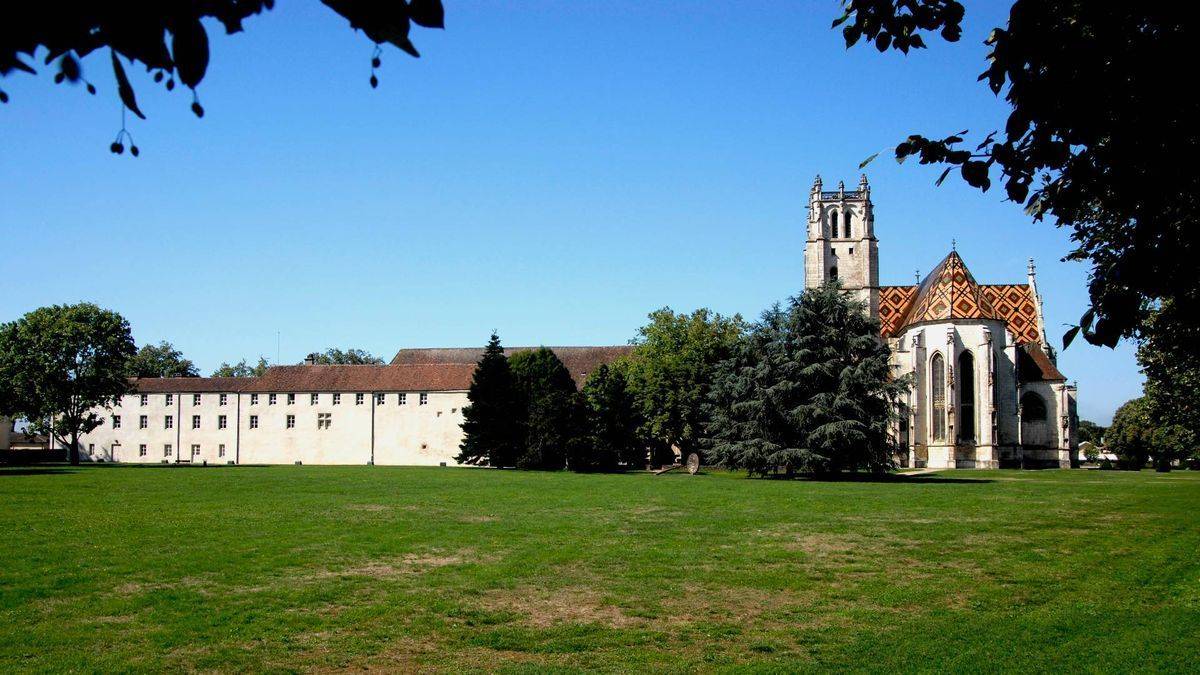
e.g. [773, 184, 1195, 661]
[480, 585, 646, 628]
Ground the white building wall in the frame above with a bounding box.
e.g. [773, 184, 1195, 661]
[373, 391, 469, 465]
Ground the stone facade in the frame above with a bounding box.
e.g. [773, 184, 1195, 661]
[806, 175, 1078, 468]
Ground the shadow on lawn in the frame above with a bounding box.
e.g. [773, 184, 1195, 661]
[0, 466, 81, 477]
[789, 473, 994, 485]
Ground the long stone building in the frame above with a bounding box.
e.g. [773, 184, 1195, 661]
[70, 348, 631, 466]
[67, 175, 1076, 469]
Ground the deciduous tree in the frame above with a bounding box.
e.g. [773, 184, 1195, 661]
[129, 340, 199, 378]
[0, 303, 136, 465]
[581, 363, 644, 471]
[305, 348, 384, 365]
[212, 357, 270, 378]
[508, 347, 587, 471]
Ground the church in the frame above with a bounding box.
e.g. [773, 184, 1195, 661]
[54, 175, 1076, 469]
[805, 175, 1078, 468]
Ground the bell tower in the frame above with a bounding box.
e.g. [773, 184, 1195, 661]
[804, 174, 879, 317]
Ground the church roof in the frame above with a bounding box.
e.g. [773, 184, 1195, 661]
[878, 251, 1043, 344]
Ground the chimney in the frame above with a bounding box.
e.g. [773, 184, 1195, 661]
[303, 354, 317, 366]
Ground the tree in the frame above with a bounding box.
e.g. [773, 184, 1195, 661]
[456, 333, 521, 468]
[305, 348, 384, 365]
[129, 340, 199, 378]
[839, 2, 1198, 352]
[581, 363, 644, 471]
[0, 303, 136, 465]
[623, 308, 745, 466]
[212, 357, 269, 378]
[706, 284, 908, 477]
[508, 347, 587, 471]
[1107, 397, 1152, 471]
[0, 1, 444, 152]
[1076, 420, 1107, 447]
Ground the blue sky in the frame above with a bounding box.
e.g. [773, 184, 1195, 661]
[0, 1, 1140, 423]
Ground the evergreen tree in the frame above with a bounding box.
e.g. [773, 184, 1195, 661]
[706, 284, 909, 476]
[581, 363, 645, 471]
[509, 347, 587, 470]
[456, 333, 520, 467]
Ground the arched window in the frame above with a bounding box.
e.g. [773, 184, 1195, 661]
[844, 212, 853, 238]
[1021, 392, 1047, 422]
[931, 353, 946, 442]
[829, 210, 838, 237]
[958, 351, 975, 443]
[829, 266, 838, 280]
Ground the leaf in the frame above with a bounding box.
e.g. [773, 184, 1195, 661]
[409, 0, 445, 29]
[110, 51, 146, 120]
[934, 167, 952, 187]
[858, 152, 880, 169]
[59, 54, 81, 82]
[172, 18, 210, 89]
[1062, 325, 1080, 350]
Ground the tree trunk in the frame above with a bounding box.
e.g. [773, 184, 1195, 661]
[69, 432, 79, 466]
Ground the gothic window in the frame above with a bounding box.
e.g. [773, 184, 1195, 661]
[844, 212, 853, 238]
[1021, 391, 1047, 421]
[829, 210, 838, 236]
[958, 351, 976, 443]
[931, 353, 946, 442]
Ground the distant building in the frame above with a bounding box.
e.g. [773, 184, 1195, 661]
[805, 175, 1077, 468]
[71, 347, 631, 466]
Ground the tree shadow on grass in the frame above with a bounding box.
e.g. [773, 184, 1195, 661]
[786, 472, 994, 485]
[0, 466, 81, 476]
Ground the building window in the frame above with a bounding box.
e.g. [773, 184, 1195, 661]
[112, 415, 121, 429]
[139, 415, 148, 429]
[310, 393, 319, 405]
[193, 394, 202, 406]
[165, 394, 174, 406]
[88, 443, 94, 454]
[164, 444, 173, 457]
[1021, 391, 1048, 422]
[376, 393, 385, 405]
[249, 415, 259, 429]
[843, 212, 853, 239]
[419, 392, 428, 406]
[251, 394, 259, 405]
[269, 394, 277, 405]
[931, 353, 946, 442]
[317, 413, 332, 429]
[165, 415, 174, 430]
[958, 351, 976, 443]
[192, 415, 201, 429]
[398, 393, 407, 405]
[219, 393, 228, 406]
[139, 394, 148, 406]
[286, 414, 295, 429]
[218, 415, 228, 429]
[287, 393, 295, 405]
[333, 393, 341, 405]
[139, 444, 147, 457]
[218, 444, 226, 458]
[356, 393, 364, 405]
[829, 210, 838, 236]
[829, 266, 838, 280]
[191, 444, 200, 457]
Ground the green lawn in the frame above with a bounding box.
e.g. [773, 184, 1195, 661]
[1, 465, 1197, 672]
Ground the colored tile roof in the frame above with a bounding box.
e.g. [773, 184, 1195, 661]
[391, 346, 634, 386]
[878, 252, 1043, 345]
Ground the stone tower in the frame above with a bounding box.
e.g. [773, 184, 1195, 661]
[804, 174, 879, 317]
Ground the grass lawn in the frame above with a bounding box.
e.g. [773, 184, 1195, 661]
[1, 465, 1198, 672]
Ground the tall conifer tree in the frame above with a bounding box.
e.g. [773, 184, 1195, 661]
[509, 347, 588, 470]
[456, 333, 520, 467]
[707, 284, 908, 476]
[582, 364, 644, 471]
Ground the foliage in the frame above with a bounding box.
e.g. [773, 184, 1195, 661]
[508, 348, 587, 471]
[1076, 419, 1106, 447]
[456, 333, 521, 468]
[0, 303, 136, 464]
[1137, 302, 1200, 456]
[623, 308, 745, 465]
[706, 284, 908, 476]
[211, 357, 269, 378]
[305, 348, 384, 365]
[0, 1, 444, 150]
[129, 340, 199, 378]
[840, 2, 1199, 351]
[1107, 398, 1152, 470]
[581, 364, 645, 471]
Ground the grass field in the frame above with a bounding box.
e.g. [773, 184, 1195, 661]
[1, 465, 1198, 672]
